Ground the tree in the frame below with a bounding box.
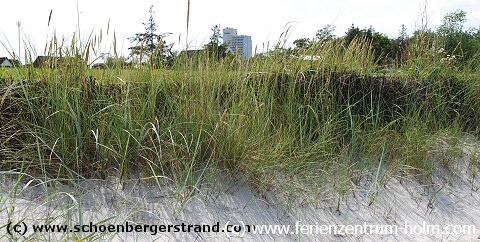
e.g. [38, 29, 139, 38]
[210, 25, 221, 45]
[394, 24, 409, 63]
[204, 25, 228, 60]
[371, 32, 395, 63]
[397, 24, 409, 49]
[293, 38, 311, 50]
[315, 24, 336, 44]
[436, 10, 479, 62]
[343, 24, 398, 63]
[470, 27, 480, 39]
[128, 5, 173, 68]
[344, 24, 374, 47]
[437, 9, 467, 37]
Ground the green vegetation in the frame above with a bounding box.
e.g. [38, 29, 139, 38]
[0, 9, 479, 205]
[127, 5, 175, 68]
[203, 25, 229, 60]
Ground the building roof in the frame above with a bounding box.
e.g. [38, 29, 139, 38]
[9, 59, 21, 67]
[0, 57, 13, 67]
[32, 55, 86, 68]
[33, 56, 64, 68]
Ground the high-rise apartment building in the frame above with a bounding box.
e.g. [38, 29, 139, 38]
[222, 28, 252, 59]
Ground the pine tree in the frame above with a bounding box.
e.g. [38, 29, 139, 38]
[204, 25, 228, 60]
[128, 5, 172, 67]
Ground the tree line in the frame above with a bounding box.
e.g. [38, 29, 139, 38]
[292, 9, 479, 68]
[106, 6, 479, 69]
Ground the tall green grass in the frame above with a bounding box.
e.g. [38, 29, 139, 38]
[0, 30, 479, 202]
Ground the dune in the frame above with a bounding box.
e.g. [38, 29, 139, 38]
[1, 136, 479, 241]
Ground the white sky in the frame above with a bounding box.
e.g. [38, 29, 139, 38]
[1, 0, 479, 63]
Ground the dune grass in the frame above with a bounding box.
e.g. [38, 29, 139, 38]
[0, 28, 479, 241]
[0, 31, 479, 208]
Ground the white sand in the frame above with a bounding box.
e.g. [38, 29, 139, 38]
[1, 136, 479, 241]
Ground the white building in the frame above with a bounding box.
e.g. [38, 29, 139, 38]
[222, 28, 252, 59]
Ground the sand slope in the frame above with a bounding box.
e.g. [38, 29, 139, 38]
[1, 137, 479, 241]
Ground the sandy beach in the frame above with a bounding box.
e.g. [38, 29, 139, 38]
[1, 136, 479, 241]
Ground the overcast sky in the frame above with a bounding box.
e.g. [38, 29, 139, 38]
[1, 0, 479, 63]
